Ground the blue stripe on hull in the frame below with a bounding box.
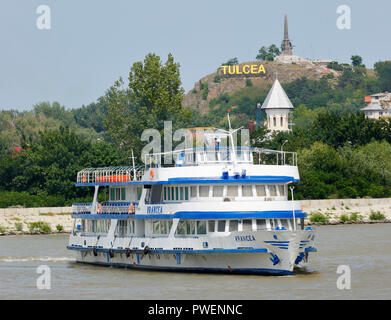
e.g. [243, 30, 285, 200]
[133, 211, 307, 220]
[75, 260, 293, 276]
[72, 210, 307, 220]
[66, 245, 268, 254]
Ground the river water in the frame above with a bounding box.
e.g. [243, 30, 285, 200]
[0, 224, 390, 300]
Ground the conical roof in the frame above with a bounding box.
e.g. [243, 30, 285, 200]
[261, 79, 294, 110]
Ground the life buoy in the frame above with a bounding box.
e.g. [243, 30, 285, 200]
[149, 169, 155, 179]
[129, 203, 135, 214]
[82, 174, 86, 183]
[97, 203, 102, 214]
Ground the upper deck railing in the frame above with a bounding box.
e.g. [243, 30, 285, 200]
[76, 166, 145, 184]
[144, 147, 297, 167]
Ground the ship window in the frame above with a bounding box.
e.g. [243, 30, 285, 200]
[164, 187, 167, 200]
[278, 185, 285, 196]
[167, 187, 171, 200]
[153, 221, 160, 234]
[242, 185, 253, 197]
[171, 187, 175, 201]
[110, 189, 115, 201]
[242, 219, 253, 231]
[208, 220, 215, 232]
[197, 221, 207, 234]
[190, 186, 197, 198]
[137, 187, 142, 200]
[217, 220, 226, 232]
[199, 186, 210, 197]
[229, 220, 238, 231]
[127, 220, 134, 234]
[117, 220, 127, 235]
[177, 221, 186, 235]
[186, 221, 196, 235]
[180, 187, 184, 200]
[161, 221, 168, 234]
[175, 187, 179, 200]
[256, 219, 266, 230]
[185, 187, 189, 200]
[256, 185, 266, 196]
[269, 185, 277, 196]
[213, 186, 224, 197]
[280, 219, 289, 230]
[227, 185, 238, 197]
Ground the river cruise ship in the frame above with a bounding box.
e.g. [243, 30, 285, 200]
[67, 125, 317, 275]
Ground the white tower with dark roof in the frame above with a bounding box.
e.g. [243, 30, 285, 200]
[261, 79, 294, 131]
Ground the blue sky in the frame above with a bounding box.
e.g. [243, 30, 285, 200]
[0, 0, 390, 110]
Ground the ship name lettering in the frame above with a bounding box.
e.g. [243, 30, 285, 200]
[234, 235, 256, 241]
[147, 206, 163, 214]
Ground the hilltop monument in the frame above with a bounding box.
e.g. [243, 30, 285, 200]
[280, 14, 293, 56]
[275, 14, 302, 64]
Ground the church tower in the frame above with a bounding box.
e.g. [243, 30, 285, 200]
[261, 78, 294, 132]
[281, 14, 293, 56]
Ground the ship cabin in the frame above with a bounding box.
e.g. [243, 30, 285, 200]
[71, 147, 305, 239]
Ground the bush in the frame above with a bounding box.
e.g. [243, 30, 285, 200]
[309, 212, 329, 224]
[369, 211, 385, 221]
[15, 222, 23, 232]
[0, 226, 6, 233]
[246, 79, 253, 87]
[56, 224, 64, 232]
[28, 221, 51, 233]
[339, 214, 350, 223]
[350, 212, 363, 221]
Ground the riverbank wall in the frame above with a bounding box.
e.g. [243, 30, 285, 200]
[0, 198, 391, 234]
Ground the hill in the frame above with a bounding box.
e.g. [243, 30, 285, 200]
[183, 60, 340, 114]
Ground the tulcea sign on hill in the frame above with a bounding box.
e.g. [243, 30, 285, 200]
[220, 63, 267, 78]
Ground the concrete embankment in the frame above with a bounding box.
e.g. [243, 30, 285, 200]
[0, 207, 72, 234]
[0, 198, 390, 235]
[302, 198, 391, 224]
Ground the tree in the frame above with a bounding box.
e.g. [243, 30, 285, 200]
[105, 53, 192, 157]
[351, 55, 363, 67]
[256, 45, 280, 61]
[222, 57, 239, 66]
[374, 61, 391, 91]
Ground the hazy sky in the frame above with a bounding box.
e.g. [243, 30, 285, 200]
[0, 0, 390, 110]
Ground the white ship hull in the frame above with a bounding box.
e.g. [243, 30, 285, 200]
[68, 229, 316, 275]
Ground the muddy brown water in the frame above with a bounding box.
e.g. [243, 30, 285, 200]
[0, 224, 390, 299]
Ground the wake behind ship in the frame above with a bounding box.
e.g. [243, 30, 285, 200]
[67, 123, 317, 275]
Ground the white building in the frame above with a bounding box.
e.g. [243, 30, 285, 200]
[361, 92, 391, 119]
[261, 79, 294, 131]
